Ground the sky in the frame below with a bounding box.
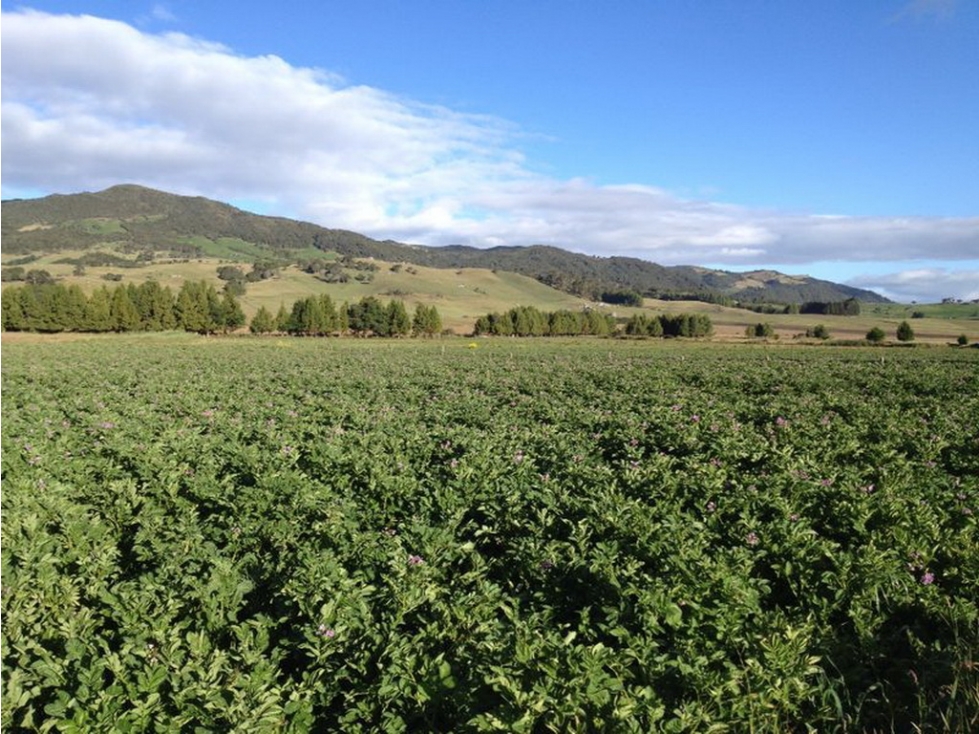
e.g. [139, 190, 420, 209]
[2, 1, 978, 302]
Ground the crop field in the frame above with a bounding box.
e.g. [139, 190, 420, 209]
[2, 336, 978, 732]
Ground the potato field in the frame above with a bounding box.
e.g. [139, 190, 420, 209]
[2, 336, 977, 732]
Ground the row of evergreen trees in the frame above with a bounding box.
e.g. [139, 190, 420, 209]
[251, 295, 443, 337]
[623, 312, 714, 338]
[472, 306, 617, 337]
[4, 280, 716, 340]
[2, 281, 244, 334]
[0, 281, 446, 339]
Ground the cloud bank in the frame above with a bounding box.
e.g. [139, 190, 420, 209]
[2, 10, 977, 298]
[847, 268, 979, 303]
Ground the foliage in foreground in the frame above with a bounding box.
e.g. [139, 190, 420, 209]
[2, 339, 977, 732]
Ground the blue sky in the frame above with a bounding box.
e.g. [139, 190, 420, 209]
[3, 1, 977, 301]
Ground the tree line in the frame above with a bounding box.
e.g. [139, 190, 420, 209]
[472, 306, 617, 337]
[2, 280, 244, 334]
[1, 282, 445, 339]
[251, 295, 442, 337]
[623, 312, 714, 338]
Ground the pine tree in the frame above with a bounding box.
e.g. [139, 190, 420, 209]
[219, 291, 246, 333]
[84, 287, 114, 332]
[275, 303, 290, 333]
[337, 302, 350, 334]
[319, 294, 339, 334]
[387, 300, 411, 337]
[176, 281, 208, 333]
[1, 287, 26, 331]
[110, 285, 140, 332]
[413, 304, 442, 337]
[250, 306, 276, 334]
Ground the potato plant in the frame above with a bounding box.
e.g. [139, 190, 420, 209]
[2, 338, 977, 732]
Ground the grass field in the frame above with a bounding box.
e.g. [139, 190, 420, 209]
[2, 336, 977, 731]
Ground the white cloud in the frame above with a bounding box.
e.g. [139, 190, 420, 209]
[2, 9, 977, 297]
[847, 267, 979, 303]
[150, 4, 177, 23]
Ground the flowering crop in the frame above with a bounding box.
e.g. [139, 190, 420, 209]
[2, 337, 977, 731]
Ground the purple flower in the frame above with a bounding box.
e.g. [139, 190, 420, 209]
[920, 572, 935, 585]
[540, 559, 554, 571]
[746, 532, 759, 546]
[706, 501, 716, 513]
[775, 416, 788, 428]
[99, 421, 116, 429]
[690, 414, 701, 423]
[408, 554, 425, 566]
[513, 450, 525, 464]
[317, 624, 336, 638]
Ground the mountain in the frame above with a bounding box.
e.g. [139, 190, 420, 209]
[1, 184, 889, 304]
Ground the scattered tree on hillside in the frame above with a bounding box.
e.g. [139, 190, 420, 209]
[600, 290, 644, 307]
[866, 327, 886, 343]
[25, 269, 56, 286]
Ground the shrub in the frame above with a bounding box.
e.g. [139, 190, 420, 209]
[866, 327, 886, 343]
[896, 320, 915, 342]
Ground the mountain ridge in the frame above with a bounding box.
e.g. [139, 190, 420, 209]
[1, 184, 889, 304]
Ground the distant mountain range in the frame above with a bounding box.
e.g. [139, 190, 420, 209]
[1, 184, 889, 304]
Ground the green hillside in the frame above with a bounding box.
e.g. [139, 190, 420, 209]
[2, 184, 891, 305]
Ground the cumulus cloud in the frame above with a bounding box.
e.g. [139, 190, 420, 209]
[2, 9, 977, 284]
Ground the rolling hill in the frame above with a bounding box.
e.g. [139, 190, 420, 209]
[2, 184, 889, 305]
